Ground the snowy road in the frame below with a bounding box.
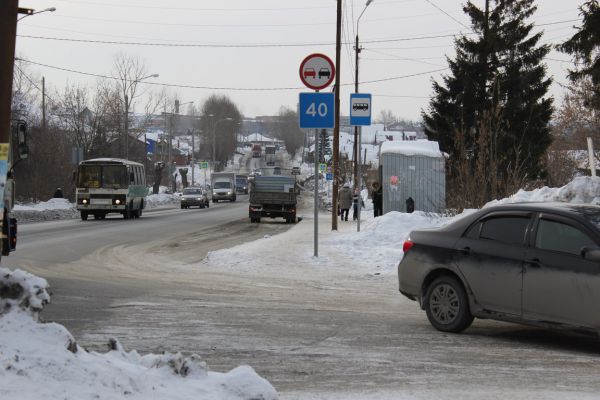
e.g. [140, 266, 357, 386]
[7, 196, 600, 399]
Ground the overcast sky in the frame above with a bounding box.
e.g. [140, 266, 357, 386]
[15, 0, 584, 121]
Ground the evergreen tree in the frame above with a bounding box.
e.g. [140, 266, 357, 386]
[422, 0, 552, 208]
[558, 0, 600, 111]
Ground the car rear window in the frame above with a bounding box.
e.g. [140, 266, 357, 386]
[479, 216, 530, 245]
[535, 219, 596, 255]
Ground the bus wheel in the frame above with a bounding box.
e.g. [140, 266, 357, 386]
[80, 212, 88, 221]
[93, 214, 100, 220]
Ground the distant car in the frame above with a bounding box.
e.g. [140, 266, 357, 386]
[291, 166, 301, 175]
[398, 202, 600, 335]
[273, 166, 281, 175]
[252, 169, 262, 176]
[180, 187, 209, 209]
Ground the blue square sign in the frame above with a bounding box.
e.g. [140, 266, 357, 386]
[299, 93, 335, 129]
[350, 93, 372, 126]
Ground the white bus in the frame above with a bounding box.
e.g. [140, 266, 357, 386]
[76, 158, 147, 220]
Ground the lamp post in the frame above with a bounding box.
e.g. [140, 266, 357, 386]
[353, 0, 373, 191]
[17, 6, 56, 21]
[124, 73, 159, 160]
[354, 0, 373, 232]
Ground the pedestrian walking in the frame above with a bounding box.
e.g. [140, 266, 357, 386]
[53, 187, 64, 198]
[338, 183, 353, 221]
[352, 187, 364, 221]
[372, 182, 383, 217]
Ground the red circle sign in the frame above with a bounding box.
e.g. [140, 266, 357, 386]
[299, 53, 335, 91]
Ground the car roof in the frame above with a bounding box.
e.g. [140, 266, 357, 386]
[483, 201, 600, 215]
[433, 202, 600, 235]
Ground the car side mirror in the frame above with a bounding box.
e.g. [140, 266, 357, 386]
[581, 247, 600, 262]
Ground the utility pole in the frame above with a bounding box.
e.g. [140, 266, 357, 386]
[190, 129, 195, 185]
[42, 77, 47, 132]
[353, 35, 360, 191]
[332, 0, 342, 231]
[124, 93, 129, 159]
[0, 1, 19, 146]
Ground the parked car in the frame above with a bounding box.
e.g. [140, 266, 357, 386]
[180, 187, 209, 209]
[398, 202, 600, 335]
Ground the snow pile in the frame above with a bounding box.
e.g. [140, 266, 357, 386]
[13, 198, 79, 222]
[146, 192, 181, 208]
[485, 176, 600, 206]
[14, 198, 73, 211]
[0, 267, 278, 400]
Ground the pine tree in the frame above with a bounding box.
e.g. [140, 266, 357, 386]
[558, 0, 600, 111]
[422, 0, 553, 208]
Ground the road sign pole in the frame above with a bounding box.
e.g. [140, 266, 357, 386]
[357, 125, 362, 232]
[314, 128, 319, 257]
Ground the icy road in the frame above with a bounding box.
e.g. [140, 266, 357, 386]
[9, 196, 600, 400]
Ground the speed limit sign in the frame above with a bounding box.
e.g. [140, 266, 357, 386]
[299, 92, 334, 128]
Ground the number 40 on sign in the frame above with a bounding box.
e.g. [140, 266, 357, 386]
[299, 92, 335, 129]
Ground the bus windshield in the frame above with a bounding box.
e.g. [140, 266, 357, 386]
[78, 164, 128, 189]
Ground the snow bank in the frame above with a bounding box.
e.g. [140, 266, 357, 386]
[0, 267, 278, 400]
[485, 176, 600, 206]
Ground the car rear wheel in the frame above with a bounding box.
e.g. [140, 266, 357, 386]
[424, 275, 473, 333]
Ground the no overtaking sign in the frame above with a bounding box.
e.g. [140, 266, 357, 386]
[299, 53, 335, 91]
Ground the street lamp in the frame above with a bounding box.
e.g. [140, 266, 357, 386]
[17, 7, 56, 21]
[124, 73, 159, 159]
[354, 0, 373, 232]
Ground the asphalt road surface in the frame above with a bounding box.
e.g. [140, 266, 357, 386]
[7, 194, 600, 399]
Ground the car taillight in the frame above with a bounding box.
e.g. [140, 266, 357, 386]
[403, 240, 414, 253]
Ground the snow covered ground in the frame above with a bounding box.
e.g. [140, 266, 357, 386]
[1, 176, 599, 399]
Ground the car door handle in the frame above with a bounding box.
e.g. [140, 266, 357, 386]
[458, 246, 471, 255]
[525, 258, 541, 268]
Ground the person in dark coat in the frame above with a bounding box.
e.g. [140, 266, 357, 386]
[338, 183, 353, 221]
[372, 182, 383, 217]
[406, 196, 415, 213]
[53, 188, 64, 198]
[352, 187, 364, 221]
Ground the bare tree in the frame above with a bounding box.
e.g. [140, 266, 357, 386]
[199, 95, 242, 170]
[12, 57, 41, 124]
[112, 53, 159, 159]
[271, 107, 304, 155]
[374, 109, 397, 129]
[544, 78, 600, 185]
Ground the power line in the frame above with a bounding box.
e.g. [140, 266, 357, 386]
[16, 32, 464, 48]
[16, 57, 447, 91]
[423, 0, 470, 30]
[51, 0, 413, 12]
[13, 64, 59, 106]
